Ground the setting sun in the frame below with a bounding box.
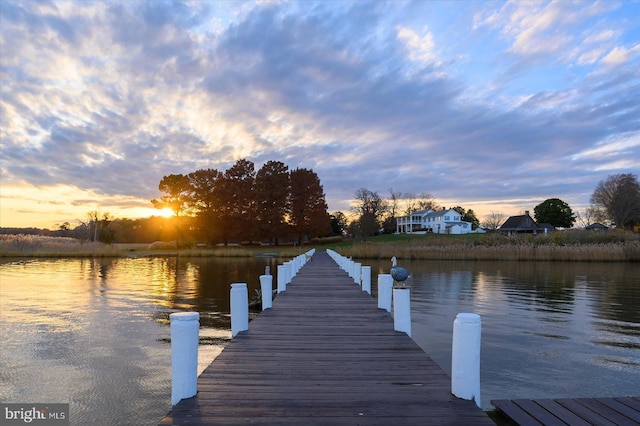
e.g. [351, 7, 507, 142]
[156, 207, 175, 218]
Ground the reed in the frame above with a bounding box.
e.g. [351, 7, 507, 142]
[0, 235, 256, 258]
[337, 232, 640, 262]
[0, 234, 122, 257]
[3, 230, 638, 261]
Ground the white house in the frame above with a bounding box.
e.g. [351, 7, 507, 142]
[396, 209, 478, 235]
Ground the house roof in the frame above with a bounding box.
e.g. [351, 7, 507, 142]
[425, 208, 457, 219]
[499, 214, 540, 231]
[586, 222, 608, 230]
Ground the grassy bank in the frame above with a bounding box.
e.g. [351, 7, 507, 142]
[329, 231, 640, 262]
[2, 231, 639, 262]
[0, 235, 260, 258]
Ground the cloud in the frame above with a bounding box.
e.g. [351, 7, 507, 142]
[0, 0, 638, 228]
[601, 43, 640, 66]
[396, 25, 440, 67]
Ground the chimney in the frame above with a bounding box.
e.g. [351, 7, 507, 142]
[525, 210, 530, 216]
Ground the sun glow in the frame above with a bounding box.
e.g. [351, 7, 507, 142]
[156, 207, 175, 218]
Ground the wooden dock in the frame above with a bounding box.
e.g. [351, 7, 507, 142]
[160, 251, 494, 425]
[492, 397, 640, 426]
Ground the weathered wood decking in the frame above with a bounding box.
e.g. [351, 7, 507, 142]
[160, 251, 493, 425]
[492, 397, 640, 426]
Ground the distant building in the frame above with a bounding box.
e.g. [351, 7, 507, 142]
[499, 211, 555, 236]
[585, 222, 609, 231]
[396, 209, 480, 235]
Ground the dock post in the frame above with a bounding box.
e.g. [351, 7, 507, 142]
[451, 313, 481, 407]
[284, 261, 293, 283]
[393, 287, 412, 337]
[353, 262, 361, 285]
[277, 264, 287, 293]
[170, 312, 199, 405]
[259, 274, 272, 310]
[378, 274, 393, 312]
[230, 283, 249, 337]
[361, 266, 371, 294]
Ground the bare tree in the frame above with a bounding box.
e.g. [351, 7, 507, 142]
[575, 207, 600, 228]
[383, 188, 403, 233]
[591, 173, 640, 229]
[401, 192, 439, 215]
[482, 211, 506, 231]
[352, 188, 388, 239]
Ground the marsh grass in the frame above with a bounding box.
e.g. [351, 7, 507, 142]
[334, 230, 640, 262]
[0, 234, 122, 257]
[2, 231, 638, 261]
[0, 235, 256, 258]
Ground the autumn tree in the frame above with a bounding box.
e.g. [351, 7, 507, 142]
[255, 161, 290, 244]
[591, 173, 640, 229]
[289, 168, 331, 243]
[153, 159, 331, 245]
[188, 168, 224, 243]
[151, 174, 191, 216]
[534, 198, 576, 228]
[220, 159, 256, 243]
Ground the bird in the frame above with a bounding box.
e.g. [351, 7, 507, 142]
[390, 256, 411, 287]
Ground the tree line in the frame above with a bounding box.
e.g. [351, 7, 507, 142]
[345, 172, 640, 237]
[151, 159, 332, 245]
[3, 172, 636, 245]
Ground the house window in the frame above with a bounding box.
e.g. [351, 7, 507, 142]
[444, 216, 450, 220]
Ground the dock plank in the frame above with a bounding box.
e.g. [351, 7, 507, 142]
[493, 397, 640, 426]
[597, 398, 640, 423]
[160, 252, 492, 425]
[532, 399, 591, 426]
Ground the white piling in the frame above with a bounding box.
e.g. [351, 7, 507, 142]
[259, 275, 272, 310]
[277, 264, 287, 293]
[451, 313, 481, 407]
[230, 283, 248, 337]
[378, 274, 393, 312]
[353, 262, 361, 285]
[361, 266, 371, 294]
[393, 287, 412, 337]
[170, 312, 199, 405]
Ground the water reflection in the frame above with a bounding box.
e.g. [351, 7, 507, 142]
[364, 259, 640, 409]
[1, 256, 638, 421]
[0, 256, 275, 425]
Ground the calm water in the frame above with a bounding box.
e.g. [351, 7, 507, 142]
[1, 255, 639, 424]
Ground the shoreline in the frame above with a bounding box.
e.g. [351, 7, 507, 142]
[1, 232, 639, 262]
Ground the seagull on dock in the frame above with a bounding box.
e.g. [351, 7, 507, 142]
[390, 256, 411, 287]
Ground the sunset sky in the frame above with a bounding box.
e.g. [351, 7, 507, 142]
[1, 0, 639, 229]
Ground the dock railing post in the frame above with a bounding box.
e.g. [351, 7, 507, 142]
[230, 283, 249, 337]
[361, 266, 371, 294]
[451, 313, 481, 407]
[377, 274, 393, 312]
[259, 274, 272, 310]
[393, 287, 412, 337]
[353, 262, 361, 285]
[284, 261, 293, 284]
[277, 264, 287, 293]
[170, 312, 199, 405]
